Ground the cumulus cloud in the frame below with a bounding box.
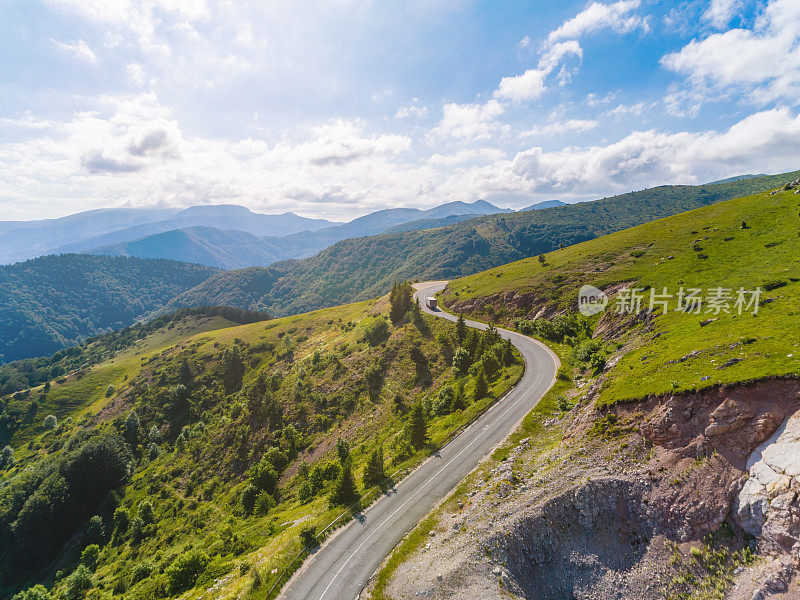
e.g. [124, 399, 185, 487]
[662, 0, 800, 105]
[431, 100, 507, 140]
[127, 128, 177, 157]
[548, 0, 650, 44]
[509, 108, 800, 194]
[494, 41, 582, 102]
[494, 0, 645, 106]
[81, 151, 141, 173]
[290, 120, 411, 166]
[0, 94, 424, 220]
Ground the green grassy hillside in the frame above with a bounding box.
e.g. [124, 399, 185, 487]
[0, 291, 520, 600]
[441, 183, 800, 406]
[168, 171, 800, 319]
[0, 307, 271, 444]
[0, 255, 219, 363]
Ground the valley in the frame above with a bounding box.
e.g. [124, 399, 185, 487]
[7, 3, 800, 599]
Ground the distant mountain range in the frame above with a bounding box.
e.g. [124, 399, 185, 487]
[0, 199, 510, 269]
[256, 199, 512, 261]
[85, 199, 510, 269]
[0, 205, 337, 264]
[90, 227, 287, 270]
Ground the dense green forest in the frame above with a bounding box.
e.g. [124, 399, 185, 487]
[0, 255, 218, 363]
[0, 286, 520, 600]
[168, 170, 800, 317]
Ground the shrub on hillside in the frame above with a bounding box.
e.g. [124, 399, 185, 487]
[165, 550, 209, 594]
[64, 565, 93, 600]
[11, 585, 51, 600]
[360, 317, 390, 346]
[79, 544, 99, 570]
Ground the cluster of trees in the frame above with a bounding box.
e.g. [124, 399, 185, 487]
[242, 442, 299, 516]
[0, 432, 130, 578]
[295, 438, 390, 513]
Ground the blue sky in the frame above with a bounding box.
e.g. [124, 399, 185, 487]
[1, 0, 799, 220]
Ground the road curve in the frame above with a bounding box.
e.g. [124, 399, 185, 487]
[279, 281, 559, 600]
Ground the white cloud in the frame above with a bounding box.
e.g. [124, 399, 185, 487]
[431, 100, 507, 140]
[520, 119, 598, 137]
[494, 41, 582, 103]
[51, 38, 98, 63]
[0, 94, 424, 221]
[428, 148, 506, 167]
[548, 0, 650, 44]
[509, 108, 800, 194]
[286, 120, 412, 166]
[607, 101, 649, 118]
[702, 0, 743, 29]
[494, 0, 646, 106]
[662, 0, 800, 106]
[396, 100, 428, 119]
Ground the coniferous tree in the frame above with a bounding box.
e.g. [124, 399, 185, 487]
[389, 280, 413, 325]
[179, 359, 193, 387]
[223, 345, 245, 393]
[503, 338, 515, 365]
[411, 298, 427, 331]
[330, 459, 360, 506]
[336, 438, 350, 465]
[407, 403, 428, 449]
[474, 366, 488, 402]
[124, 410, 141, 445]
[362, 446, 386, 488]
[456, 313, 467, 345]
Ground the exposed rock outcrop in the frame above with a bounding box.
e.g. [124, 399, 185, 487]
[734, 409, 800, 560]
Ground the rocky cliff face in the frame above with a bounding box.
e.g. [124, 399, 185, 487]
[370, 378, 800, 600]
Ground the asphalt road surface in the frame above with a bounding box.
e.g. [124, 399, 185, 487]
[279, 281, 559, 600]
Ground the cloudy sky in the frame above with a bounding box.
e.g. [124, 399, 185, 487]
[1, 0, 799, 221]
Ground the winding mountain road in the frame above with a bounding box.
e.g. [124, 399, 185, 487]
[279, 281, 559, 600]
